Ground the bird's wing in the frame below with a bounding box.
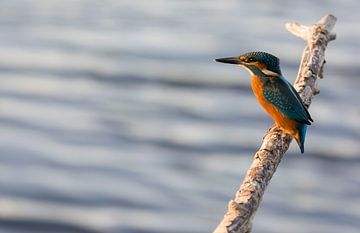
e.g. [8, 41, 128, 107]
[263, 77, 313, 125]
[288, 82, 313, 122]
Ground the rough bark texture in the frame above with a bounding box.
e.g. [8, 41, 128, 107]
[213, 14, 337, 233]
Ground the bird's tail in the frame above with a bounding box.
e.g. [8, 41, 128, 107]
[294, 124, 307, 154]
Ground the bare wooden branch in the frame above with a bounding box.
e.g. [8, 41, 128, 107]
[213, 14, 337, 233]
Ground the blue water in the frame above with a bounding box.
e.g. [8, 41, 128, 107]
[0, 1, 359, 233]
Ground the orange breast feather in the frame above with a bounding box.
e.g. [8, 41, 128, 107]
[250, 76, 299, 137]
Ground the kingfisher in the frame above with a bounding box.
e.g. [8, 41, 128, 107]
[215, 51, 313, 153]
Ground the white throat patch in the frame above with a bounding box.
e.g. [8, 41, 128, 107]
[238, 64, 256, 76]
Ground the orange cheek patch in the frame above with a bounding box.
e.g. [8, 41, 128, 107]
[253, 62, 267, 70]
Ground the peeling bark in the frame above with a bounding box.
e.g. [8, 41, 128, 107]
[213, 14, 337, 233]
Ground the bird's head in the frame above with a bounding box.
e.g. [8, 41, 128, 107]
[215, 51, 282, 77]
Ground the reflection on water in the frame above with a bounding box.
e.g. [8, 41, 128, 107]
[0, 0, 359, 233]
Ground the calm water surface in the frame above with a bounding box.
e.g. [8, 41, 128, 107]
[0, 1, 359, 233]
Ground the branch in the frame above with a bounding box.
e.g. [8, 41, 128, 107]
[213, 14, 337, 233]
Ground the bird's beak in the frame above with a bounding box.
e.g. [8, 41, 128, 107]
[215, 56, 243, 65]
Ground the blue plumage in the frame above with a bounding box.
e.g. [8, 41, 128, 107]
[215, 51, 313, 153]
[263, 76, 312, 125]
[262, 75, 312, 153]
[241, 51, 282, 75]
[297, 124, 307, 153]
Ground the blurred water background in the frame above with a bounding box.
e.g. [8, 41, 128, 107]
[0, 0, 359, 233]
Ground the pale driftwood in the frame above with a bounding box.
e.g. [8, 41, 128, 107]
[213, 14, 337, 233]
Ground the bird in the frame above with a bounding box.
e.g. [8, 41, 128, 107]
[215, 51, 313, 153]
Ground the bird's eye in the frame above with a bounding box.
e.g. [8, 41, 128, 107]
[247, 57, 257, 63]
